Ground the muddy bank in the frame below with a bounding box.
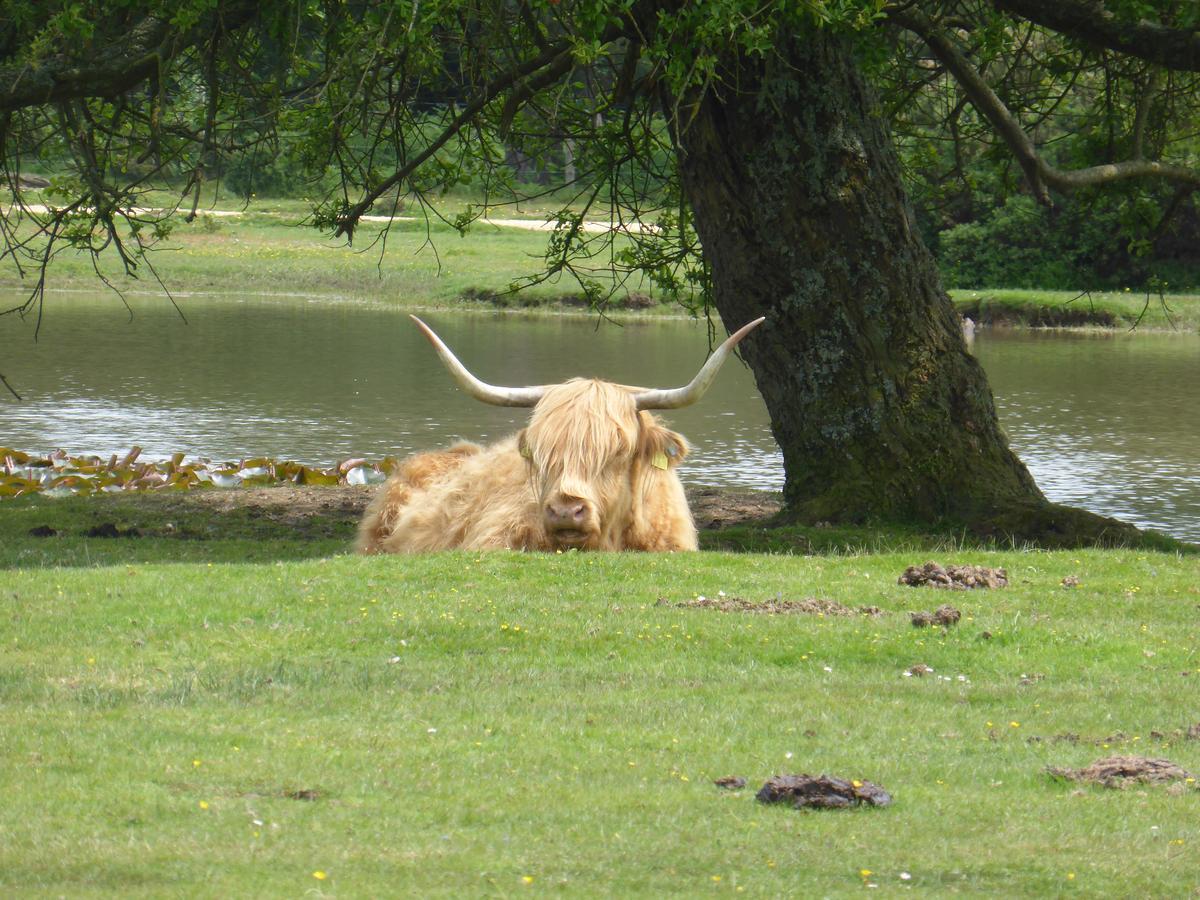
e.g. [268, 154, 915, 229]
[41, 482, 782, 535]
[957, 296, 1119, 328]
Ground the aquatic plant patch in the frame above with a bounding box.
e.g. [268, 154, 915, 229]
[0, 446, 390, 497]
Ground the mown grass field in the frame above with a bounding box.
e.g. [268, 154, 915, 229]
[0, 194, 660, 311]
[3, 193, 1199, 329]
[2, 491, 1199, 897]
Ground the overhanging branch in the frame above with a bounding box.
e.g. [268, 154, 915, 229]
[335, 22, 625, 239]
[0, 2, 259, 112]
[890, 7, 1200, 203]
[992, 0, 1200, 72]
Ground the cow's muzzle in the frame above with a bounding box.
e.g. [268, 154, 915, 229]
[545, 496, 596, 547]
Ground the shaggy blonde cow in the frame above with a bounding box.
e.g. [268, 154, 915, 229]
[357, 315, 765, 553]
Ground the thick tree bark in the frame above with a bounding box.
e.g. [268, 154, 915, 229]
[674, 30, 1049, 526]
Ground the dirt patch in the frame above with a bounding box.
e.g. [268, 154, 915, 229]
[284, 788, 321, 801]
[687, 486, 783, 530]
[1030, 730, 1182, 747]
[179, 484, 375, 527]
[910, 605, 962, 628]
[114, 483, 778, 534]
[899, 561, 1008, 589]
[663, 596, 882, 616]
[1046, 756, 1196, 789]
[713, 776, 747, 790]
[756, 774, 892, 809]
[1042, 723, 1200, 745]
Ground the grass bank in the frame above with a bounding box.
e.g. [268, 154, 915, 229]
[952, 288, 1200, 331]
[4, 197, 1199, 328]
[2, 490, 1199, 896]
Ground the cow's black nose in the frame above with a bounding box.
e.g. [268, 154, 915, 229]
[546, 499, 586, 526]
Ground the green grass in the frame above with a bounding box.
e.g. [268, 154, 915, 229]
[3, 491, 1200, 896]
[951, 288, 1200, 330]
[0, 195, 660, 310]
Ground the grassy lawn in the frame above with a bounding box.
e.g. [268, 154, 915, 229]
[5, 193, 1199, 328]
[0, 195, 660, 311]
[2, 492, 1199, 896]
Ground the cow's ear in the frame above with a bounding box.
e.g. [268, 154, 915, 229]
[517, 429, 533, 461]
[639, 418, 689, 470]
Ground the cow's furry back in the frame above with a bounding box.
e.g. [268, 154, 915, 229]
[356, 442, 489, 552]
[356, 438, 541, 552]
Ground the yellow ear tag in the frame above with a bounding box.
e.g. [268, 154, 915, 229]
[519, 443, 533, 460]
[651, 451, 669, 470]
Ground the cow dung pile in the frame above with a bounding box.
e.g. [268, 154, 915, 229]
[663, 596, 882, 617]
[899, 561, 1008, 589]
[1046, 756, 1197, 789]
[755, 774, 892, 810]
[910, 605, 962, 628]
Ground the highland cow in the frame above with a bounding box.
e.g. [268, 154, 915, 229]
[357, 315, 764, 553]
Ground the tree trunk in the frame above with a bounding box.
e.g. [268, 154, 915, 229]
[674, 30, 1052, 528]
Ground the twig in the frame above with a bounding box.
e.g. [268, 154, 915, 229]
[0, 371, 21, 400]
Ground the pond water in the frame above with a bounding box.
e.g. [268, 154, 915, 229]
[3, 295, 1198, 541]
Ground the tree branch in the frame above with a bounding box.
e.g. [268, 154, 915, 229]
[992, 0, 1200, 72]
[890, 8, 1200, 203]
[0, 3, 258, 112]
[335, 22, 625, 239]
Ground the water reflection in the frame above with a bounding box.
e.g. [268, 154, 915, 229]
[974, 329, 1200, 541]
[2, 295, 1198, 541]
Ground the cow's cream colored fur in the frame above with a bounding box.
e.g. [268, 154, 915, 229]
[357, 379, 697, 553]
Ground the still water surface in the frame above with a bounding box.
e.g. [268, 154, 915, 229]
[3, 295, 1198, 541]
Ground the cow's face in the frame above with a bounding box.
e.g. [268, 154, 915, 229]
[519, 379, 688, 549]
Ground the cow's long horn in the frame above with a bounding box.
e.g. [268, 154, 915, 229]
[411, 315, 549, 407]
[633, 317, 766, 410]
